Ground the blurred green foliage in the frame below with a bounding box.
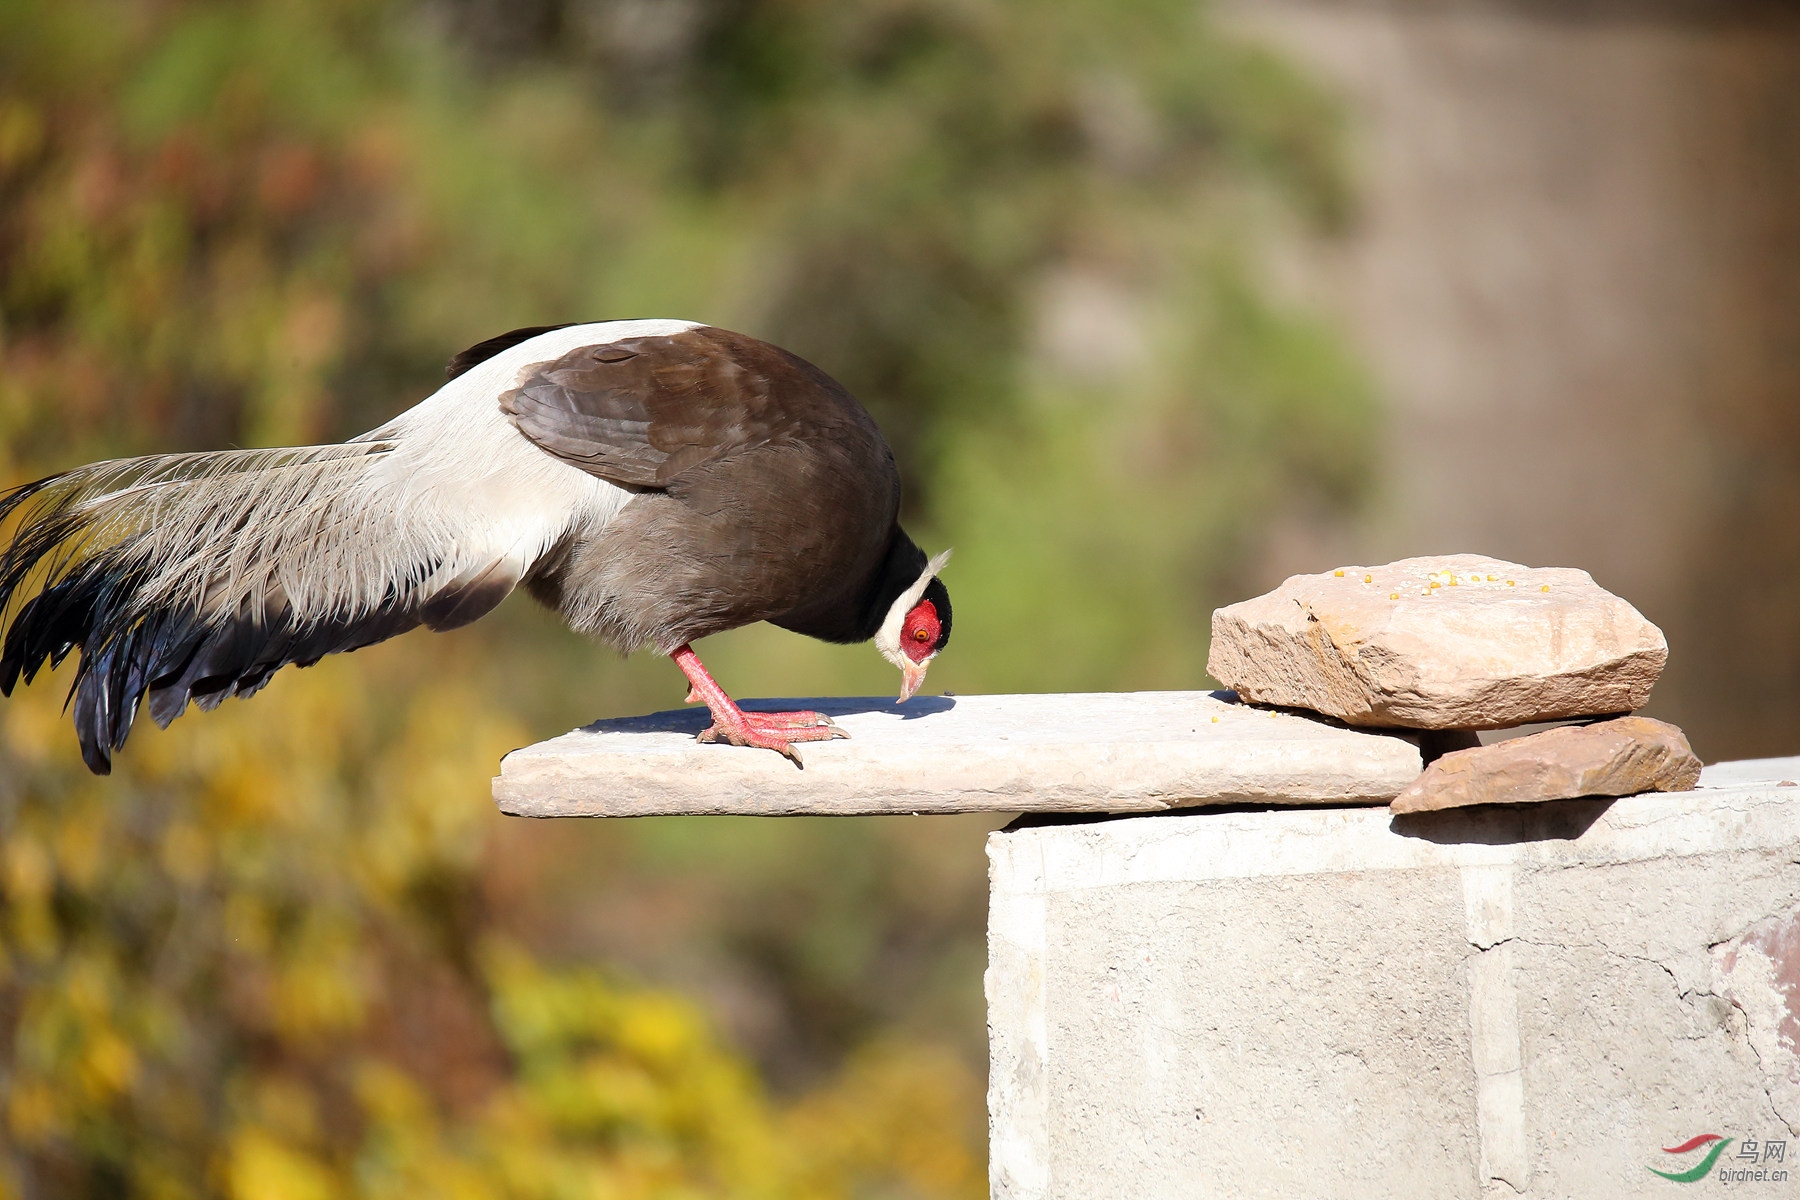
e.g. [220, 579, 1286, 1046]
[0, 647, 986, 1197]
[0, 0, 1371, 1194]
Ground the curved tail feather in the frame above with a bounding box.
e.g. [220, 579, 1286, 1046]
[0, 445, 522, 773]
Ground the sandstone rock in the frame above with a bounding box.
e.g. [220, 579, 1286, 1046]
[1387, 715, 1700, 813]
[1207, 554, 1667, 729]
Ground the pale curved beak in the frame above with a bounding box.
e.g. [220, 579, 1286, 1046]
[898, 659, 932, 703]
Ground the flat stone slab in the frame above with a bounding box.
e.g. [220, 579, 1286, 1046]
[1208, 554, 1668, 729]
[493, 691, 1425, 817]
[988, 777, 1800, 1200]
[1389, 715, 1702, 813]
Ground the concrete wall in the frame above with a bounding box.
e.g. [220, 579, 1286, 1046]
[987, 767, 1800, 1198]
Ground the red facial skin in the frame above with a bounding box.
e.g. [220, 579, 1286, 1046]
[901, 599, 941, 664]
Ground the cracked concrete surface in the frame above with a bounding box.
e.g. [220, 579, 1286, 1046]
[987, 779, 1800, 1199]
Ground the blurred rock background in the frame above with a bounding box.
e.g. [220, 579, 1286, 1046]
[0, 0, 1793, 1195]
[1227, 0, 1800, 762]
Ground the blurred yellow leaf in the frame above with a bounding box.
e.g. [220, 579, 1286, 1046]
[225, 1129, 339, 1200]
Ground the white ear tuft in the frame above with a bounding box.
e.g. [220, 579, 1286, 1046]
[875, 547, 953, 668]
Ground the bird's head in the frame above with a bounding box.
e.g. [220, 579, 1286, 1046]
[876, 549, 952, 702]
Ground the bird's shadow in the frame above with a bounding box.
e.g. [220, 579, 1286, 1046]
[578, 694, 956, 736]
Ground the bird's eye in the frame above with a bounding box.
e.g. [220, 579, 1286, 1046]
[913, 628, 930, 642]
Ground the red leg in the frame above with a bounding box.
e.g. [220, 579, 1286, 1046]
[670, 644, 847, 765]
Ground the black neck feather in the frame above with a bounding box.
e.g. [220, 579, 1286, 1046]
[773, 526, 930, 645]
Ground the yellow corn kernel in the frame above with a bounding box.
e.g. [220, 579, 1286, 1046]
[1363, 574, 1373, 583]
[1541, 583, 1550, 592]
[1507, 580, 1516, 586]
[1389, 592, 1399, 600]
[1334, 569, 1344, 577]
[1486, 574, 1497, 581]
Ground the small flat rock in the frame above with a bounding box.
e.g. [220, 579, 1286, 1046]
[1388, 715, 1700, 813]
[1207, 554, 1667, 730]
[493, 691, 1423, 817]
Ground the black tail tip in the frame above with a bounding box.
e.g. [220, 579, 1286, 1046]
[78, 739, 113, 776]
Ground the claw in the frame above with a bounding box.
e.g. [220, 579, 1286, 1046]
[669, 644, 836, 768]
[692, 709, 838, 767]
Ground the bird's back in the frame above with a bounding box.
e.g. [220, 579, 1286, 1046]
[505, 325, 905, 652]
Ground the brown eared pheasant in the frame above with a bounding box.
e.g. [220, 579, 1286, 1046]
[0, 320, 953, 773]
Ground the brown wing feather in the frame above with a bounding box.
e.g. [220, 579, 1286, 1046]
[499, 326, 834, 490]
[502, 326, 908, 652]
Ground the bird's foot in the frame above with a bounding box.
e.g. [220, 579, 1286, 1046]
[696, 709, 849, 766]
[742, 709, 845, 731]
[669, 644, 848, 766]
